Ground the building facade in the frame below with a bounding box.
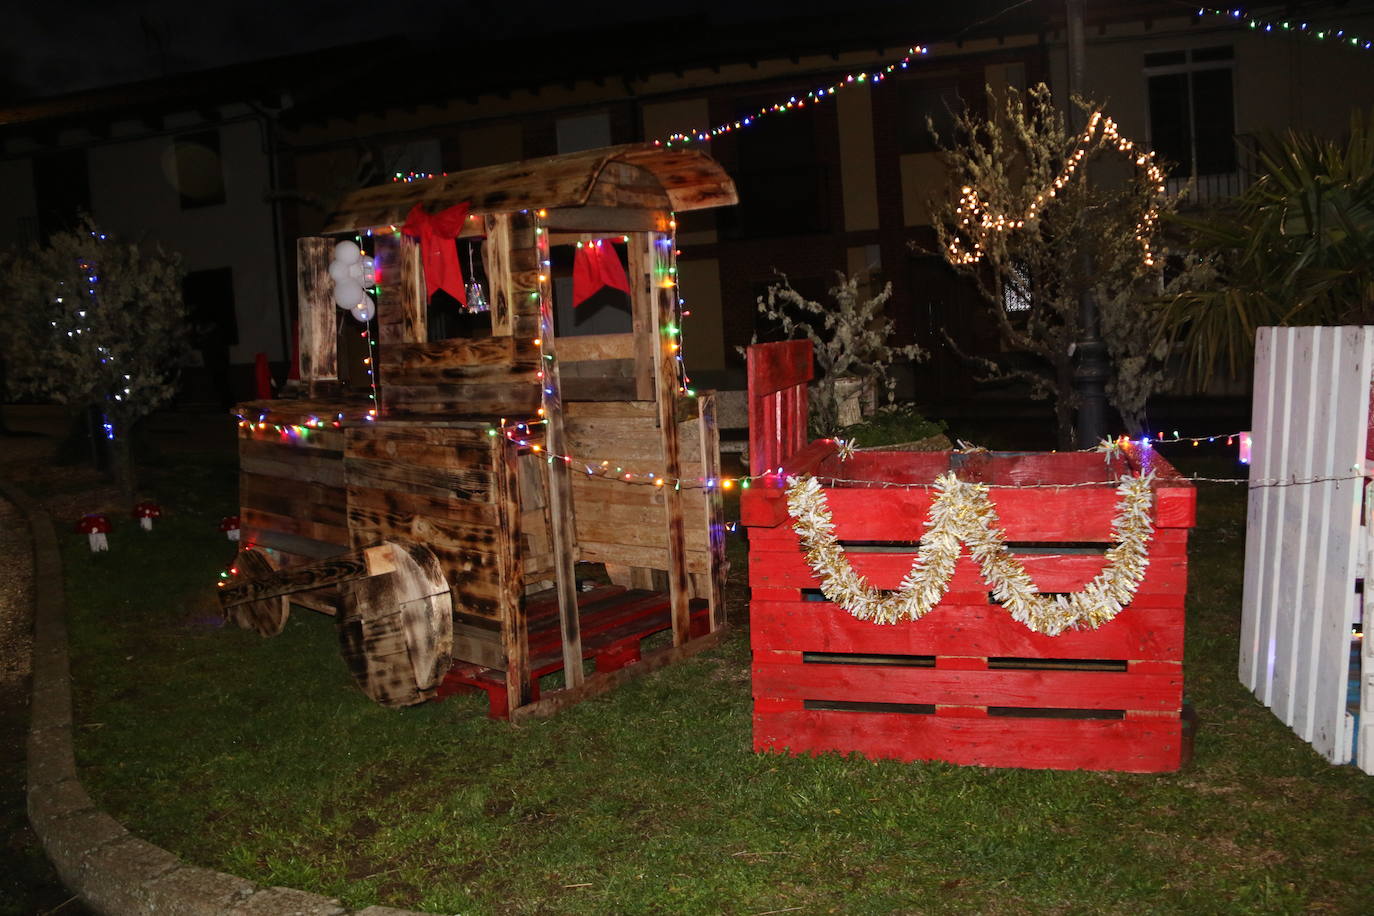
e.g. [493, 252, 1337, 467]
[4, 3, 1373, 406]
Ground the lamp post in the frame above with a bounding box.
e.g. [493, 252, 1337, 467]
[1066, 0, 1109, 446]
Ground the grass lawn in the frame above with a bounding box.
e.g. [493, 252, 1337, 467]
[58, 443, 1374, 914]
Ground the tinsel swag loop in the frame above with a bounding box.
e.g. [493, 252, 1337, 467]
[784, 472, 1156, 636]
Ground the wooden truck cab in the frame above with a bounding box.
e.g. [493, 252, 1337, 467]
[219, 144, 737, 720]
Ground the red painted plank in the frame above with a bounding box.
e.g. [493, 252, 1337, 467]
[742, 483, 1192, 538]
[748, 600, 1185, 661]
[751, 587, 801, 602]
[524, 585, 626, 623]
[747, 551, 1188, 599]
[526, 589, 667, 649]
[739, 489, 789, 528]
[747, 341, 814, 476]
[747, 340, 814, 396]
[746, 521, 1190, 558]
[751, 660, 1182, 710]
[742, 447, 1195, 533]
[754, 709, 1186, 772]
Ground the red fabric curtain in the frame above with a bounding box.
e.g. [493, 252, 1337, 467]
[572, 240, 630, 307]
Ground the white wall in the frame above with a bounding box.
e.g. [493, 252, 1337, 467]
[88, 118, 283, 363]
[1050, 13, 1374, 147]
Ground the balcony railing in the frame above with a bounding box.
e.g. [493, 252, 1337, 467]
[1165, 133, 1260, 208]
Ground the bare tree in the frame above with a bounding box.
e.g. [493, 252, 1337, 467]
[927, 83, 1172, 446]
[751, 272, 926, 438]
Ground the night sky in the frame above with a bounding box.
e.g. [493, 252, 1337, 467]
[7, 0, 916, 101]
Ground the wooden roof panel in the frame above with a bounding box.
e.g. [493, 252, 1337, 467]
[324, 144, 735, 233]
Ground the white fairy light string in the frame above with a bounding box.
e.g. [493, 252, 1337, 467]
[945, 110, 1169, 268]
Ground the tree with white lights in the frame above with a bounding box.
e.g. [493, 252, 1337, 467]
[928, 83, 1173, 446]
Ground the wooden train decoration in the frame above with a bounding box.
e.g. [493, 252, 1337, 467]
[218, 144, 736, 720]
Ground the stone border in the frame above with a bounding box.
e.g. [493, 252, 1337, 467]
[3, 479, 437, 916]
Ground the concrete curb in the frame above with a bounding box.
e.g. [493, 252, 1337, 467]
[3, 478, 439, 916]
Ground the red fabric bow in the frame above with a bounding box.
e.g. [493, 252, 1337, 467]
[402, 202, 471, 304]
[572, 240, 631, 307]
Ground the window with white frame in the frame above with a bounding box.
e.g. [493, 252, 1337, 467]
[1145, 46, 1236, 178]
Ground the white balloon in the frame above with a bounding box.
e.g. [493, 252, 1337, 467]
[328, 258, 351, 281]
[347, 261, 364, 280]
[361, 256, 375, 286]
[333, 240, 361, 265]
[333, 279, 364, 309]
[351, 294, 376, 322]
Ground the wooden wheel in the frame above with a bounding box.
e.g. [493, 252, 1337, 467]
[337, 540, 454, 708]
[223, 547, 290, 636]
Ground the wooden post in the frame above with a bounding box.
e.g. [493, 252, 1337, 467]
[527, 210, 583, 686]
[643, 230, 692, 645]
[297, 238, 337, 394]
[697, 391, 726, 632]
[746, 340, 813, 476]
[375, 233, 426, 346]
[494, 435, 532, 709]
[627, 233, 657, 401]
[484, 215, 514, 337]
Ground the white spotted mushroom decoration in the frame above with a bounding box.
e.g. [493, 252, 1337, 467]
[328, 240, 377, 323]
[77, 514, 112, 552]
[133, 500, 162, 531]
[219, 515, 241, 542]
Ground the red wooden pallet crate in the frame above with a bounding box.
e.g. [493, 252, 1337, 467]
[740, 342, 1194, 773]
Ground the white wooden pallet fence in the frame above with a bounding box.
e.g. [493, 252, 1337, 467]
[1240, 326, 1373, 773]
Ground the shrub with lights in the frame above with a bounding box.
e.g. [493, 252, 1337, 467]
[0, 215, 190, 507]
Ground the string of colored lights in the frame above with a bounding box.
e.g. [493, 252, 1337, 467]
[362, 325, 379, 418]
[215, 463, 1361, 588]
[234, 402, 1261, 489]
[653, 46, 929, 146]
[355, 231, 383, 420]
[945, 110, 1168, 268]
[664, 216, 694, 397]
[67, 232, 126, 442]
[790, 470, 1363, 490]
[1196, 6, 1374, 51]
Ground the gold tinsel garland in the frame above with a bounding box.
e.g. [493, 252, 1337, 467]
[784, 472, 1156, 636]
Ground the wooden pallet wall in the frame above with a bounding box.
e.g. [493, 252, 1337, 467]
[344, 424, 510, 669]
[743, 445, 1195, 773]
[378, 336, 542, 420]
[237, 424, 353, 613]
[1240, 325, 1374, 772]
[564, 399, 717, 586]
[239, 426, 351, 547]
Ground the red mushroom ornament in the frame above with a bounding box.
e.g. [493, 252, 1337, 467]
[219, 515, 241, 542]
[133, 501, 162, 531]
[77, 514, 112, 552]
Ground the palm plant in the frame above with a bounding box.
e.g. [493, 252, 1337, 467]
[1163, 111, 1374, 382]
